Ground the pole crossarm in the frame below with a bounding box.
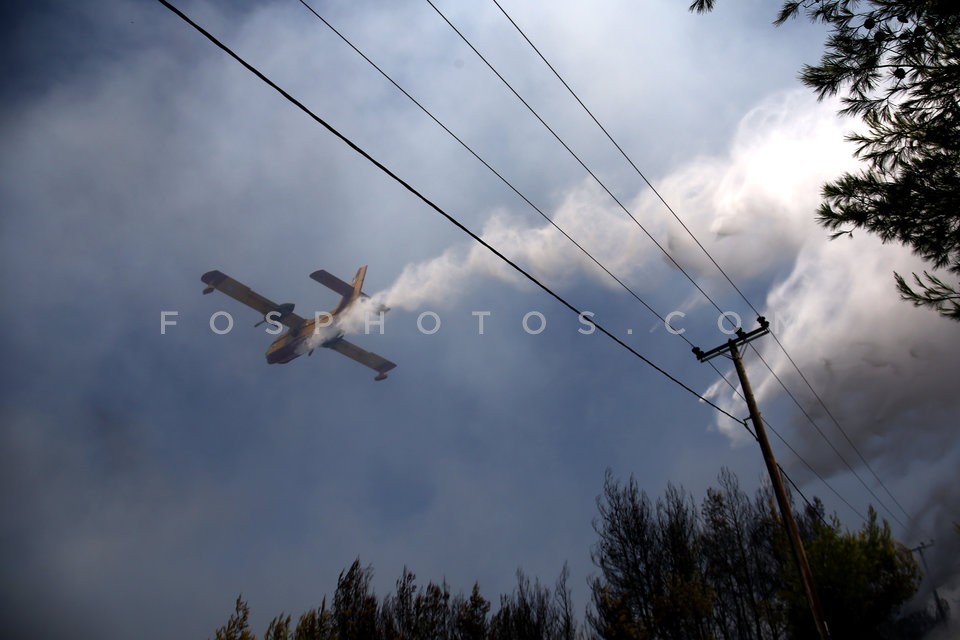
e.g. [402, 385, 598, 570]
[692, 315, 770, 362]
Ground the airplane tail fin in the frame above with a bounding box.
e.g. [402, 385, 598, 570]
[345, 265, 367, 312]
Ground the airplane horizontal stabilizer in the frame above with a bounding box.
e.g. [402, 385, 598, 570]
[310, 270, 353, 297]
[310, 269, 370, 299]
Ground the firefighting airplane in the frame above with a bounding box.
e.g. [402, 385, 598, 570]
[201, 266, 396, 380]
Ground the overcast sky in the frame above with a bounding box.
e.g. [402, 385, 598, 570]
[2, 1, 958, 638]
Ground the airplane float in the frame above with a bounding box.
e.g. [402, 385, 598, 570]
[201, 266, 396, 380]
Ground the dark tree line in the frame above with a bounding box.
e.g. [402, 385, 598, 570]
[213, 469, 929, 640]
[214, 562, 580, 640]
[589, 469, 922, 639]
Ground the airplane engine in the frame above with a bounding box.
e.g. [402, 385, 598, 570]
[255, 302, 297, 328]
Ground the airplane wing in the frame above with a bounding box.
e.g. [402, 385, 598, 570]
[201, 270, 305, 329]
[322, 337, 397, 380]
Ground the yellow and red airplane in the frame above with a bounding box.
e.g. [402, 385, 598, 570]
[201, 266, 396, 380]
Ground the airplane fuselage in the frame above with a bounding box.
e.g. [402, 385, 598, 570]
[265, 313, 340, 364]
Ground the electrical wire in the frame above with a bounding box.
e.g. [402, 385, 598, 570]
[720, 359, 868, 524]
[295, 0, 736, 393]
[734, 414, 859, 526]
[482, 0, 912, 527]
[488, 0, 755, 315]
[767, 331, 913, 522]
[750, 345, 904, 528]
[155, 0, 745, 428]
[295, 0, 670, 333]
[425, 0, 728, 319]
[431, 0, 892, 526]
[294, 0, 875, 527]
[158, 0, 892, 533]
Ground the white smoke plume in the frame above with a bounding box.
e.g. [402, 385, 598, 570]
[336, 91, 862, 324]
[327, 89, 960, 592]
[314, 89, 958, 531]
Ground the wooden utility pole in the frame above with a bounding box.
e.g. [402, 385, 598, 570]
[693, 317, 831, 640]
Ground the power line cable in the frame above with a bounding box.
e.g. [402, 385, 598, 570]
[485, 0, 912, 526]
[295, 0, 736, 388]
[295, 0, 669, 335]
[426, 3, 876, 517]
[488, 0, 756, 316]
[495, 0, 912, 524]
[290, 0, 878, 525]
[780, 461, 833, 527]
[735, 417, 832, 525]
[749, 344, 905, 528]
[154, 0, 745, 428]
[767, 331, 912, 522]
[433, 0, 896, 525]
[293, 0, 865, 520]
[160, 0, 877, 530]
[718, 361, 868, 524]
[425, 0, 728, 319]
